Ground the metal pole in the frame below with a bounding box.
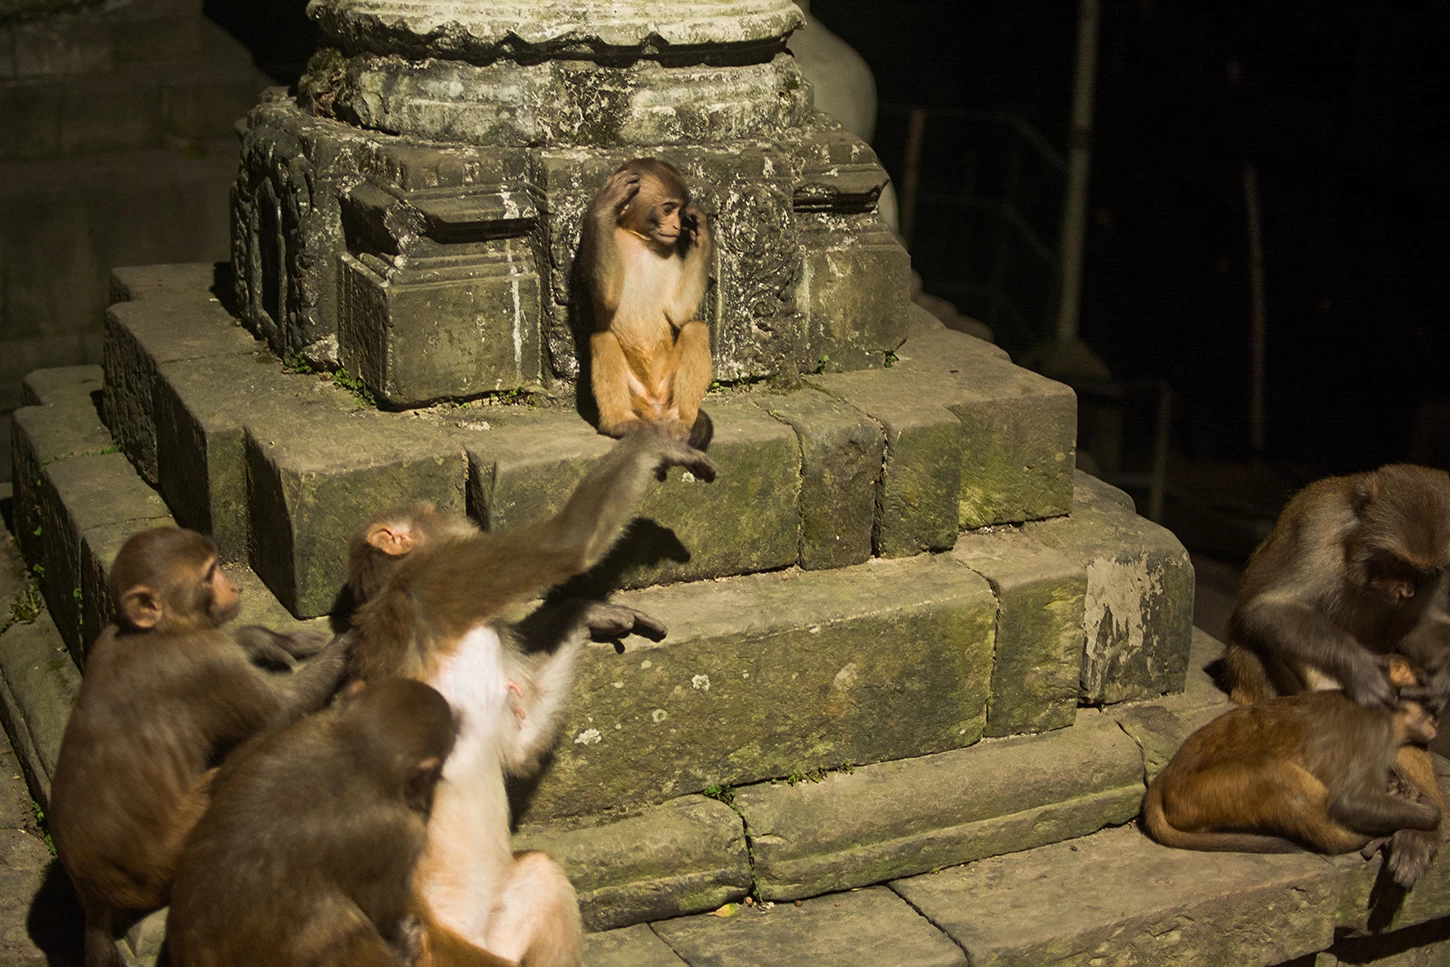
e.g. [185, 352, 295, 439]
[899, 107, 927, 250]
[1054, 0, 1100, 344]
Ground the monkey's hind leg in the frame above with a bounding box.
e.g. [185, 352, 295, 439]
[1386, 746, 1446, 887]
[590, 331, 644, 437]
[483, 851, 583, 967]
[666, 320, 712, 433]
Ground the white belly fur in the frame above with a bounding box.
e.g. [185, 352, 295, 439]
[420, 624, 517, 944]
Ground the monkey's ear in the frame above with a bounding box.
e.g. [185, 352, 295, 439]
[404, 756, 445, 813]
[366, 522, 418, 557]
[120, 586, 163, 629]
[1352, 476, 1380, 517]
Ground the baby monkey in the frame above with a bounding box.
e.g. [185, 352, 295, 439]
[583, 157, 713, 445]
[1143, 657, 1441, 862]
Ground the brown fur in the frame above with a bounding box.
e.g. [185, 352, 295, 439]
[1143, 688, 1440, 855]
[167, 679, 509, 967]
[48, 527, 347, 967]
[347, 433, 715, 966]
[583, 157, 713, 444]
[1222, 464, 1450, 885]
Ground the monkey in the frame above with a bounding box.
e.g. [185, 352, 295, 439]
[46, 527, 348, 967]
[582, 157, 713, 445]
[347, 432, 716, 965]
[1222, 463, 1450, 884]
[1143, 657, 1441, 856]
[167, 678, 511, 967]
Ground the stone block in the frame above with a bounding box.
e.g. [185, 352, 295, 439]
[527, 555, 996, 819]
[246, 407, 465, 618]
[12, 19, 112, 77]
[468, 401, 799, 589]
[102, 294, 262, 483]
[0, 82, 61, 161]
[58, 73, 162, 154]
[734, 710, 1142, 900]
[160, 70, 265, 141]
[19, 364, 102, 406]
[109, 262, 218, 303]
[893, 324, 1076, 528]
[1025, 472, 1195, 705]
[904, 301, 1010, 362]
[337, 244, 543, 406]
[797, 212, 910, 371]
[756, 389, 882, 571]
[38, 454, 170, 657]
[652, 886, 967, 967]
[0, 608, 81, 808]
[10, 398, 113, 568]
[891, 825, 1341, 967]
[804, 369, 962, 557]
[515, 796, 749, 931]
[153, 354, 297, 561]
[952, 528, 1087, 736]
[582, 925, 687, 967]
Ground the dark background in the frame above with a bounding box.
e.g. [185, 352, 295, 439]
[209, 0, 1448, 480]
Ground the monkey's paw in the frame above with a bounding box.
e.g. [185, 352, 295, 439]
[583, 603, 668, 642]
[1387, 828, 1438, 887]
[604, 169, 641, 211]
[656, 439, 716, 483]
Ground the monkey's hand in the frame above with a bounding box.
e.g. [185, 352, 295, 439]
[602, 168, 642, 216]
[1346, 655, 1399, 709]
[682, 203, 710, 252]
[1388, 828, 1440, 888]
[583, 602, 668, 642]
[648, 436, 716, 483]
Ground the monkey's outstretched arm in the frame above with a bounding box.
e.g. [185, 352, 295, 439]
[1234, 597, 1396, 708]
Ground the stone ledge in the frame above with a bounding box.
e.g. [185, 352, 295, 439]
[467, 401, 800, 592]
[1024, 471, 1195, 706]
[0, 600, 80, 810]
[583, 924, 688, 967]
[516, 795, 749, 932]
[527, 555, 996, 820]
[732, 709, 1141, 901]
[10, 395, 114, 569]
[109, 262, 219, 304]
[19, 364, 102, 407]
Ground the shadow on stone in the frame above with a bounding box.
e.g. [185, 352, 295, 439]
[26, 860, 84, 967]
[209, 261, 239, 317]
[560, 519, 693, 597]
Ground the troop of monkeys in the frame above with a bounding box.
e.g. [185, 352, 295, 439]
[34, 155, 1450, 963]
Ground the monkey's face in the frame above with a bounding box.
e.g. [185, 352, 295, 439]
[1396, 701, 1439, 745]
[201, 556, 241, 627]
[622, 178, 689, 251]
[1364, 552, 1437, 604]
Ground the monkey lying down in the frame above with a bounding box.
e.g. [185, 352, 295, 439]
[1143, 656, 1442, 871]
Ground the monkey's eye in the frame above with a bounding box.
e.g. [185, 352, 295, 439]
[662, 203, 677, 214]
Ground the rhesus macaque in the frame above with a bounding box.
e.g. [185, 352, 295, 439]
[167, 678, 510, 967]
[47, 527, 348, 967]
[1222, 463, 1450, 884]
[1144, 657, 1441, 855]
[583, 157, 713, 444]
[348, 432, 716, 965]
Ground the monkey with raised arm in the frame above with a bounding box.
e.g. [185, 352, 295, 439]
[348, 432, 716, 966]
[1223, 463, 1450, 885]
[1145, 657, 1441, 856]
[583, 157, 713, 445]
[48, 527, 347, 967]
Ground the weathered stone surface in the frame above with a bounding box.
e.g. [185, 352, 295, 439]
[891, 825, 1341, 967]
[902, 300, 1009, 362]
[528, 555, 996, 819]
[109, 262, 218, 304]
[225, 565, 335, 639]
[246, 406, 465, 617]
[891, 318, 1076, 529]
[37, 454, 170, 657]
[804, 369, 962, 557]
[652, 886, 967, 967]
[1025, 472, 1195, 705]
[953, 528, 1086, 736]
[0, 730, 52, 967]
[797, 211, 909, 371]
[515, 796, 749, 931]
[10, 398, 113, 568]
[1108, 629, 1237, 783]
[153, 353, 298, 561]
[468, 401, 799, 589]
[756, 389, 882, 571]
[0, 607, 81, 808]
[735, 710, 1141, 900]
[309, 0, 805, 60]
[101, 293, 262, 483]
[582, 924, 687, 967]
[19, 364, 102, 407]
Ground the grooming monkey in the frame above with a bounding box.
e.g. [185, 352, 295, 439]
[1223, 463, 1450, 884]
[1144, 657, 1441, 855]
[168, 678, 509, 967]
[48, 527, 347, 967]
[348, 433, 717, 965]
[583, 157, 713, 444]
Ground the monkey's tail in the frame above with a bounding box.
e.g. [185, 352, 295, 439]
[1140, 777, 1302, 854]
